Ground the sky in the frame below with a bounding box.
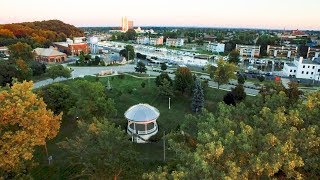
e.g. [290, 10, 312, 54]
[0, 0, 319, 30]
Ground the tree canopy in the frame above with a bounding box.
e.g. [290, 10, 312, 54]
[213, 59, 237, 89]
[47, 65, 71, 80]
[0, 81, 62, 173]
[59, 118, 138, 179]
[145, 90, 320, 179]
[119, 45, 135, 61]
[174, 67, 194, 94]
[135, 61, 147, 73]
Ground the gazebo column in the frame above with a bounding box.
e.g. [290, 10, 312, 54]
[145, 123, 147, 133]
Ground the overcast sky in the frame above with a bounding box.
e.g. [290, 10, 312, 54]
[0, 0, 319, 30]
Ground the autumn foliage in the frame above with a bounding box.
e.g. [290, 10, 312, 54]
[0, 20, 84, 47]
[0, 81, 62, 172]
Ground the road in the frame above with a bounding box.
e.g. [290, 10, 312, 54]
[34, 64, 260, 96]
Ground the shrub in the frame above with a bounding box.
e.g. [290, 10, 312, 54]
[118, 74, 125, 79]
[141, 82, 146, 88]
[257, 75, 265, 82]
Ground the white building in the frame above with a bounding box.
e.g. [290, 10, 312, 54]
[137, 36, 150, 45]
[166, 38, 184, 47]
[283, 57, 320, 80]
[207, 43, 225, 53]
[236, 44, 261, 57]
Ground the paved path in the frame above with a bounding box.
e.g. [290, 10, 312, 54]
[34, 64, 260, 96]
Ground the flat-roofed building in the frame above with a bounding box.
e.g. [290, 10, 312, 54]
[0, 46, 9, 57]
[267, 45, 298, 58]
[53, 38, 89, 56]
[236, 44, 261, 57]
[283, 57, 320, 80]
[307, 47, 320, 58]
[137, 36, 150, 45]
[149, 36, 164, 46]
[166, 38, 184, 47]
[207, 43, 225, 53]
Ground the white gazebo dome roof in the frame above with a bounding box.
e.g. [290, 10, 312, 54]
[125, 103, 160, 122]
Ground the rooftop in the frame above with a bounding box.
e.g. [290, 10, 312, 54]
[34, 48, 65, 57]
[124, 104, 160, 122]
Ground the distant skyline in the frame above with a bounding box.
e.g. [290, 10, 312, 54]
[1, 0, 320, 30]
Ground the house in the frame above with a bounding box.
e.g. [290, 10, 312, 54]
[267, 45, 298, 58]
[236, 44, 261, 57]
[283, 57, 320, 80]
[166, 38, 184, 47]
[34, 47, 67, 63]
[207, 43, 225, 53]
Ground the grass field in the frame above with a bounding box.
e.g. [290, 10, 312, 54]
[31, 75, 230, 179]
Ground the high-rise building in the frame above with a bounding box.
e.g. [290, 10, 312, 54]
[128, 20, 134, 30]
[122, 17, 128, 32]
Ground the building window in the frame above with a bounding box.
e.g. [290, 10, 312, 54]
[313, 66, 315, 69]
[302, 71, 304, 74]
[294, 70, 296, 72]
[290, 70, 292, 72]
[303, 65, 305, 68]
[318, 69, 320, 72]
[308, 66, 310, 68]
[306, 71, 309, 74]
[311, 72, 314, 75]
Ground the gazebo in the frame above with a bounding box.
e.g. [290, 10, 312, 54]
[125, 103, 160, 143]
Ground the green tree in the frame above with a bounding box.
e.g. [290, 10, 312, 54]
[29, 61, 46, 76]
[146, 92, 313, 179]
[0, 61, 19, 87]
[8, 42, 34, 61]
[174, 67, 194, 94]
[228, 49, 240, 64]
[119, 45, 135, 61]
[93, 56, 101, 65]
[158, 78, 174, 97]
[155, 72, 172, 87]
[238, 74, 246, 84]
[37, 83, 75, 115]
[232, 84, 246, 103]
[285, 82, 302, 106]
[214, 58, 237, 89]
[68, 80, 117, 120]
[59, 118, 138, 179]
[135, 61, 147, 73]
[161, 63, 167, 71]
[126, 29, 137, 40]
[47, 65, 71, 80]
[191, 79, 204, 113]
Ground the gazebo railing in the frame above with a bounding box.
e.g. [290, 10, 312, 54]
[138, 125, 158, 135]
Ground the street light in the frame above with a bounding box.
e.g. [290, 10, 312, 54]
[168, 97, 171, 110]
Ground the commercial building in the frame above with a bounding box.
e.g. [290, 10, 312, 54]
[267, 45, 298, 58]
[122, 17, 128, 32]
[34, 47, 67, 63]
[121, 17, 134, 32]
[53, 38, 89, 56]
[307, 47, 320, 59]
[128, 20, 134, 30]
[283, 57, 320, 80]
[207, 43, 225, 53]
[236, 44, 261, 57]
[166, 38, 184, 47]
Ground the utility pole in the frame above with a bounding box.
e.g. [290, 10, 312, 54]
[168, 97, 171, 109]
[163, 131, 166, 162]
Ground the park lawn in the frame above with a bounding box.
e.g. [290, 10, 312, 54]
[31, 75, 230, 179]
